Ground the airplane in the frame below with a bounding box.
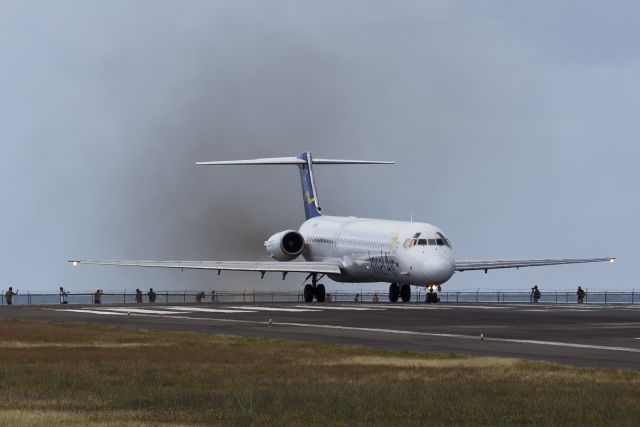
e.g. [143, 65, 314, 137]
[70, 151, 615, 303]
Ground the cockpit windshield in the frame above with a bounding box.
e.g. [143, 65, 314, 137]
[404, 232, 452, 249]
[437, 232, 452, 248]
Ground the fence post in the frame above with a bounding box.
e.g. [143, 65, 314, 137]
[166, 291, 168, 304]
[28, 292, 30, 305]
[476, 290, 479, 303]
[183, 291, 186, 303]
[123, 290, 126, 304]
[555, 292, 558, 304]
[632, 289, 635, 305]
[604, 291, 607, 304]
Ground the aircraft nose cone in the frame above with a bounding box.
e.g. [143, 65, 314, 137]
[423, 256, 454, 283]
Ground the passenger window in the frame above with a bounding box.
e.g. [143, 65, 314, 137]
[428, 239, 436, 245]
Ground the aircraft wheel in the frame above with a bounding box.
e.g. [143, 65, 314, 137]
[303, 284, 314, 303]
[389, 283, 400, 303]
[315, 284, 326, 302]
[425, 292, 439, 304]
[400, 284, 411, 303]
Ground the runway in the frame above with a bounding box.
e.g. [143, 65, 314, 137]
[2, 302, 639, 370]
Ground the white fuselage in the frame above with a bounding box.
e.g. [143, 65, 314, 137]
[298, 215, 455, 285]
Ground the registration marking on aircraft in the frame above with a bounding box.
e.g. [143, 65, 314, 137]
[228, 306, 322, 312]
[161, 306, 257, 314]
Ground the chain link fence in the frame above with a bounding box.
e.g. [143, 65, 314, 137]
[1, 290, 637, 305]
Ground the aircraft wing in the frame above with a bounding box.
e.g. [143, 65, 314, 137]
[455, 257, 615, 272]
[68, 259, 342, 275]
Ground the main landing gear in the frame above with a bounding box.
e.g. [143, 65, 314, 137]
[388, 283, 412, 303]
[303, 274, 326, 303]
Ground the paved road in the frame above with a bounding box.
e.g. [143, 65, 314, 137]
[2, 302, 639, 370]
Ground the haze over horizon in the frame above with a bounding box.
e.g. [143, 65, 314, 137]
[1, 1, 637, 293]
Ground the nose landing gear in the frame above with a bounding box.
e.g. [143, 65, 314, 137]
[425, 285, 441, 304]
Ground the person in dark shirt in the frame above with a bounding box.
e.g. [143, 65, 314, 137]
[148, 288, 157, 303]
[196, 291, 205, 303]
[576, 286, 586, 304]
[5, 287, 17, 305]
[531, 285, 541, 303]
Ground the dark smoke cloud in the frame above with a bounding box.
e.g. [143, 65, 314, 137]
[1, 1, 638, 292]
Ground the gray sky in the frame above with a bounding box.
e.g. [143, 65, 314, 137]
[1, 0, 637, 293]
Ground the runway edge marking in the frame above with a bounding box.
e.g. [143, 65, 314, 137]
[45, 309, 640, 354]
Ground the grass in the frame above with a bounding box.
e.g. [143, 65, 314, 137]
[0, 319, 639, 426]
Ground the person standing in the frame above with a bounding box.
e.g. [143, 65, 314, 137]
[532, 285, 541, 303]
[196, 291, 205, 303]
[576, 286, 586, 304]
[147, 288, 156, 303]
[135, 289, 143, 304]
[93, 289, 102, 304]
[59, 286, 68, 304]
[5, 287, 17, 305]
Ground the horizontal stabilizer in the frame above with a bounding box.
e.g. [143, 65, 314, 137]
[197, 157, 394, 166]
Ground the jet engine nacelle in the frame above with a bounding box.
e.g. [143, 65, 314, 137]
[264, 230, 305, 261]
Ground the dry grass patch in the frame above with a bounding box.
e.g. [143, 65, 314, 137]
[0, 318, 638, 426]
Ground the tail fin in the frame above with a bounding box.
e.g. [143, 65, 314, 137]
[197, 152, 393, 220]
[296, 152, 322, 219]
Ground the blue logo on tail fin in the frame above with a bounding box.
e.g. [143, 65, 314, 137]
[297, 152, 322, 219]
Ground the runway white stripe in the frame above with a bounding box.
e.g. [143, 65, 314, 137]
[270, 322, 640, 354]
[293, 305, 385, 311]
[162, 306, 257, 314]
[54, 309, 128, 316]
[228, 306, 321, 312]
[101, 308, 185, 315]
[47, 307, 640, 354]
